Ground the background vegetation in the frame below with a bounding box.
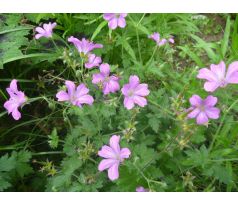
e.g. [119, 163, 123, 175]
[0, 13, 238, 191]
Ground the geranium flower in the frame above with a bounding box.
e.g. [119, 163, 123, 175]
[98, 135, 131, 181]
[187, 95, 220, 125]
[92, 63, 120, 95]
[197, 61, 238, 92]
[148, 32, 174, 46]
[56, 81, 94, 107]
[136, 186, 149, 192]
[168, 36, 175, 44]
[35, 22, 57, 39]
[121, 75, 150, 110]
[103, 13, 127, 30]
[4, 79, 27, 120]
[68, 36, 103, 55]
[85, 54, 102, 69]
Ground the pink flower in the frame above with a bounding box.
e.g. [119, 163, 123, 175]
[98, 135, 131, 181]
[148, 32, 167, 46]
[168, 36, 175, 44]
[85, 54, 102, 69]
[103, 13, 127, 30]
[92, 63, 120, 95]
[3, 79, 27, 120]
[121, 75, 150, 110]
[68, 36, 103, 55]
[136, 186, 149, 192]
[187, 95, 220, 125]
[148, 32, 174, 46]
[56, 81, 94, 107]
[35, 22, 57, 39]
[197, 61, 238, 92]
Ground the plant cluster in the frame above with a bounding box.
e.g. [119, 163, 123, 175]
[1, 13, 238, 192]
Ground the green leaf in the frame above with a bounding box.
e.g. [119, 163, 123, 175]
[0, 154, 15, 172]
[91, 21, 107, 41]
[116, 36, 137, 62]
[221, 16, 231, 58]
[231, 15, 238, 53]
[11, 151, 33, 178]
[184, 145, 209, 168]
[48, 128, 59, 149]
[0, 175, 11, 191]
[190, 34, 219, 62]
[148, 115, 160, 133]
[2, 53, 57, 65]
[178, 45, 204, 67]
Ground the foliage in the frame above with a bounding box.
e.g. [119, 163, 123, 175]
[0, 13, 238, 192]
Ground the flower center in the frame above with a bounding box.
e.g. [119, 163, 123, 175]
[115, 14, 121, 18]
[115, 154, 121, 161]
[104, 76, 110, 82]
[198, 104, 206, 112]
[128, 90, 134, 97]
[219, 78, 227, 87]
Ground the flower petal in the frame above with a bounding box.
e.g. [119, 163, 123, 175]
[109, 135, 121, 154]
[129, 75, 140, 88]
[77, 95, 94, 106]
[134, 84, 150, 96]
[133, 96, 147, 107]
[121, 84, 130, 96]
[205, 107, 220, 119]
[4, 100, 17, 114]
[120, 13, 127, 18]
[98, 145, 115, 159]
[35, 27, 45, 34]
[9, 79, 18, 93]
[149, 32, 160, 42]
[108, 162, 119, 181]
[107, 79, 120, 93]
[76, 84, 89, 96]
[204, 81, 219, 92]
[204, 95, 218, 107]
[118, 17, 126, 28]
[210, 61, 226, 80]
[92, 73, 105, 84]
[103, 13, 115, 21]
[124, 97, 135, 110]
[196, 112, 208, 125]
[108, 18, 118, 30]
[12, 108, 21, 120]
[56, 91, 69, 101]
[120, 148, 131, 159]
[197, 68, 217, 82]
[102, 83, 111, 95]
[98, 159, 116, 171]
[189, 95, 202, 107]
[226, 61, 238, 84]
[35, 34, 43, 39]
[158, 39, 167, 46]
[187, 107, 200, 119]
[99, 63, 110, 76]
[65, 81, 75, 97]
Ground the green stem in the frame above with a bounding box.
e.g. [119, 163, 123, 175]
[27, 96, 47, 104]
[209, 98, 238, 152]
[146, 46, 158, 66]
[133, 163, 151, 190]
[32, 151, 64, 156]
[51, 38, 60, 53]
[137, 13, 146, 26]
[136, 28, 142, 65]
[210, 158, 238, 162]
[148, 99, 175, 118]
[0, 111, 7, 118]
